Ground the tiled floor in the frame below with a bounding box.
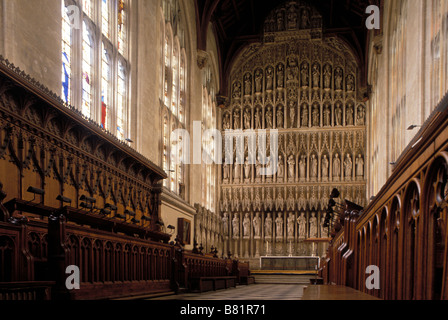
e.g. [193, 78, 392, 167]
[149, 284, 306, 300]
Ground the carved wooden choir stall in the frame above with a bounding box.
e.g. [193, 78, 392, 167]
[0, 57, 249, 300]
[321, 92, 448, 300]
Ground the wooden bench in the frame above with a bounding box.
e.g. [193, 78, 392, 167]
[190, 276, 237, 293]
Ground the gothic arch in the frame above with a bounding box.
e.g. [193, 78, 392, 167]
[421, 152, 448, 299]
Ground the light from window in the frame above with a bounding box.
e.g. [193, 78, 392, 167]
[117, 62, 126, 140]
[82, 22, 93, 118]
[118, 0, 126, 55]
[102, 0, 110, 38]
[179, 55, 185, 123]
[164, 36, 170, 107]
[101, 43, 110, 129]
[163, 115, 169, 187]
[62, 4, 72, 105]
[171, 51, 178, 115]
[83, 0, 93, 19]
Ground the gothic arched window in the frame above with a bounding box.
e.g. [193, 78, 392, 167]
[61, 3, 72, 105]
[82, 21, 93, 118]
[61, 0, 130, 142]
[160, 12, 188, 197]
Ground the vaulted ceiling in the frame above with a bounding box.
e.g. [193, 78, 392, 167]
[195, 0, 380, 98]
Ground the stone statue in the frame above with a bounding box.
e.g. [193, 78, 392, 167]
[277, 155, 284, 180]
[346, 103, 354, 126]
[287, 5, 297, 29]
[311, 154, 318, 179]
[234, 111, 240, 129]
[323, 64, 332, 89]
[266, 66, 274, 91]
[301, 63, 309, 87]
[323, 105, 331, 126]
[253, 213, 261, 238]
[232, 214, 240, 238]
[232, 82, 241, 99]
[289, 102, 296, 128]
[222, 212, 229, 236]
[223, 163, 230, 180]
[335, 103, 342, 126]
[275, 191, 284, 211]
[302, 105, 309, 127]
[333, 153, 341, 178]
[255, 107, 262, 129]
[322, 154, 329, 179]
[357, 106, 365, 126]
[244, 73, 252, 96]
[346, 75, 355, 91]
[266, 107, 273, 129]
[297, 213, 306, 239]
[300, 8, 310, 29]
[277, 64, 284, 88]
[243, 213, 251, 237]
[287, 155, 295, 181]
[223, 113, 231, 130]
[255, 159, 261, 181]
[299, 156, 306, 180]
[244, 109, 251, 129]
[277, 108, 284, 128]
[234, 162, 241, 180]
[344, 154, 353, 180]
[356, 154, 364, 178]
[276, 213, 284, 238]
[287, 213, 295, 238]
[265, 213, 273, 237]
[277, 11, 284, 31]
[244, 157, 251, 180]
[255, 69, 263, 93]
[265, 190, 273, 211]
[312, 105, 320, 127]
[335, 68, 343, 90]
[312, 63, 320, 88]
[309, 212, 318, 238]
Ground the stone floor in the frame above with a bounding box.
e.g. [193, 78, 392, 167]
[148, 284, 306, 300]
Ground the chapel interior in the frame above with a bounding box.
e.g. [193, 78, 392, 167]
[0, 0, 447, 301]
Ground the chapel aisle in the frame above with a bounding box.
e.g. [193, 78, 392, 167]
[148, 284, 306, 300]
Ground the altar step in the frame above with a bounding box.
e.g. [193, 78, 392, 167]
[252, 274, 316, 285]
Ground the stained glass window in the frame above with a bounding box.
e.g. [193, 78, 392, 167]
[179, 53, 185, 124]
[62, 3, 72, 105]
[101, 43, 110, 129]
[62, 1, 129, 142]
[163, 115, 169, 188]
[83, 0, 93, 19]
[118, 0, 126, 55]
[82, 21, 93, 118]
[117, 62, 126, 140]
[102, 0, 110, 39]
[171, 47, 178, 115]
[164, 35, 170, 107]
